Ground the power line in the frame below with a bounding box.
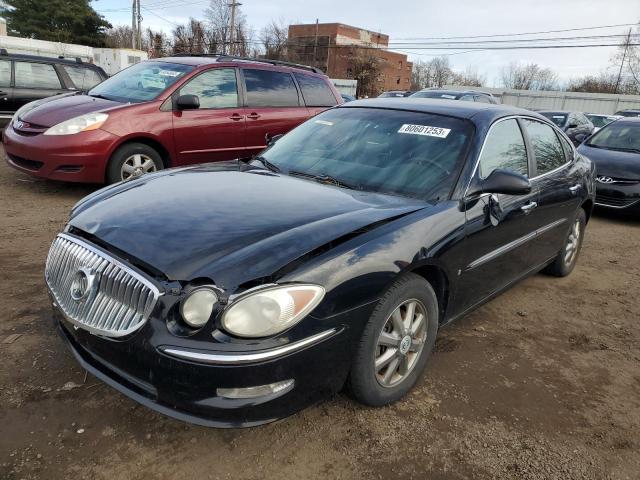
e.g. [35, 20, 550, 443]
[393, 22, 639, 40]
[387, 33, 638, 47]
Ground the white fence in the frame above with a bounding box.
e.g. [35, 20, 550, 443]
[443, 85, 640, 115]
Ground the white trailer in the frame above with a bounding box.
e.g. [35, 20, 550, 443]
[93, 48, 148, 76]
[0, 35, 148, 76]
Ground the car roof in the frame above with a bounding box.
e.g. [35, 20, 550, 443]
[156, 55, 325, 75]
[538, 110, 572, 114]
[341, 98, 546, 122]
[417, 89, 493, 97]
[0, 52, 105, 71]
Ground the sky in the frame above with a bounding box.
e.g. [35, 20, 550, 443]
[93, 0, 640, 87]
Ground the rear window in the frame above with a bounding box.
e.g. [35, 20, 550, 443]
[15, 61, 62, 89]
[540, 112, 567, 128]
[63, 65, 104, 90]
[244, 69, 299, 107]
[0, 59, 10, 87]
[294, 73, 337, 107]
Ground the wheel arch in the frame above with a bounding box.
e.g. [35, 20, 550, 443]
[581, 198, 593, 223]
[106, 136, 173, 182]
[408, 263, 450, 324]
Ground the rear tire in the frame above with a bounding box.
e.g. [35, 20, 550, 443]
[348, 273, 439, 407]
[106, 143, 163, 184]
[545, 208, 586, 277]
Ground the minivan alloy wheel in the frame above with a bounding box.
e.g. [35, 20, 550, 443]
[121, 154, 157, 180]
[374, 299, 427, 388]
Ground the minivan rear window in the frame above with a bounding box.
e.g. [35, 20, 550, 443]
[294, 73, 337, 107]
[244, 69, 299, 107]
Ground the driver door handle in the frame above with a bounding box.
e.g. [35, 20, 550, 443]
[520, 201, 538, 214]
[569, 184, 581, 194]
[229, 113, 244, 121]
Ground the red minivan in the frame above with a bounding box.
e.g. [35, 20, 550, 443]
[3, 56, 342, 184]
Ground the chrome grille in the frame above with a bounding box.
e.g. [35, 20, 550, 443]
[45, 233, 162, 338]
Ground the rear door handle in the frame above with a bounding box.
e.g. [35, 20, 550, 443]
[229, 113, 244, 121]
[569, 184, 581, 194]
[520, 201, 538, 213]
[247, 112, 261, 120]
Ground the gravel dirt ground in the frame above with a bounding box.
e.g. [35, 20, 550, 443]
[1, 151, 639, 480]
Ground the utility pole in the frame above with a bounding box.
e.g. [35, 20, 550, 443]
[136, 0, 142, 51]
[615, 29, 632, 94]
[131, 0, 137, 49]
[228, 0, 242, 56]
[313, 18, 319, 69]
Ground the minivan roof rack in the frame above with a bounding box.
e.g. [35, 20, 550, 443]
[172, 53, 323, 74]
[57, 55, 83, 63]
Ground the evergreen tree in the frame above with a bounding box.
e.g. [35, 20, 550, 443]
[0, 0, 112, 47]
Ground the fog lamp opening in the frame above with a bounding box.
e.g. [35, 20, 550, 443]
[216, 379, 294, 399]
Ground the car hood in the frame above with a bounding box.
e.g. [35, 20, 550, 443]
[578, 144, 640, 178]
[69, 162, 427, 287]
[21, 94, 124, 128]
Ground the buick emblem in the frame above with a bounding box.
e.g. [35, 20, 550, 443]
[70, 267, 98, 302]
[596, 176, 614, 184]
[14, 120, 24, 129]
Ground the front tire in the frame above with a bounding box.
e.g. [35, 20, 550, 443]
[348, 273, 439, 407]
[106, 143, 163, 184]
[545, 208, 586, 277]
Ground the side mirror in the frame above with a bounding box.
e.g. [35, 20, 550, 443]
[176, 94, 200, 110]
[467, 169, 531, 197]
[266, 133, 284, 146]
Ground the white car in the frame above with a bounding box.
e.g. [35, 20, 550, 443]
[586, 114, 621, 133]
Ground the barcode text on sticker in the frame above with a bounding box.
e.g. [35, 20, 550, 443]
[398, 124, 451, 138]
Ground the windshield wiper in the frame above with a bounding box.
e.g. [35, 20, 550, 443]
[288, 170, 359, 190]
[252, 155, 281, 173]
[588, 144, 640, 153]
[88, 93, 111, 101]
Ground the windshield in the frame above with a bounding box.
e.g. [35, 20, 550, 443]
[586, 115, 615, 128]
[259, 107, 473, 201]
[586, 122, 640, 152]
[539, 112, 567, 128]
[88, 61, 194, 103]
[411, 91, 459, 100]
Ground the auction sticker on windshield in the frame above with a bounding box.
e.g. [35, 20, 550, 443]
[398, 124, 451, 138]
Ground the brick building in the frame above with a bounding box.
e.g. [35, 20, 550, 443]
[288, 23, 412, 97]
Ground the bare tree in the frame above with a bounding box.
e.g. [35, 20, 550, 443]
[345, 48, 382, 97]
[501, 62, 558, 90]
[172, 18, 208, 55]
[204, 0, 250, 55]
[261, 20, 288, 60]
[451, 67, 485, 87]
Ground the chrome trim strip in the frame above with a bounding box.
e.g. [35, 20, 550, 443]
[466, 231, 537, 271]
[465, 218, 568, 271]
[160, 328, 338, 365]
[536, 218, 568, 235]
[595, 200, 640, 210]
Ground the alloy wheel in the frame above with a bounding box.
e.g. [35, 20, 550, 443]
[564, 219, 581, 266]
[374, 299, 428, 388]
[121, 154, 157, 180]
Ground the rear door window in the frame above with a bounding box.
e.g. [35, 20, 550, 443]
[294, 73, 337, 107]
[522, 119, 566, 175]
[62, 65, 103, 90]
[15, 62, 62, 89]
[179, 68, 238, 109]
[479, 118, 528, 178]
[0, 59, 11, 87]
[243, 69, 299, 107]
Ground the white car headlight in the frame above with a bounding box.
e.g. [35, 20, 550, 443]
[44, 112, 108, 136]
[180, 287, 219, 328]
[221, 285, 325, 338]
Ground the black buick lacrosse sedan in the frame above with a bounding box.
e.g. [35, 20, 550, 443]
[46, 99, 595, 427]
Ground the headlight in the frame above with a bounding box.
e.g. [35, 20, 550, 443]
[180, 287, 219, 328]
[221, 284, 325, 338]
[43, 112, 108, 136]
